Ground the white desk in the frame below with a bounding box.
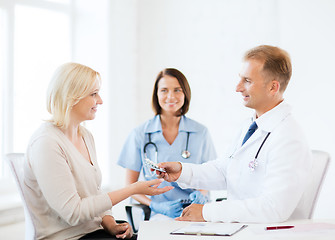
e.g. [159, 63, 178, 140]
[138, 219, 335, 240]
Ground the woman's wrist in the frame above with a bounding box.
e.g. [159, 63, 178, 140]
[101, 215, 117, 231]
[128, 182, 137, 195]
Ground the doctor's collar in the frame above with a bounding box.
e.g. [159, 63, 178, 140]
[252, 101, 291, 133]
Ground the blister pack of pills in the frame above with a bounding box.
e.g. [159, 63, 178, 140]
[144, 158, 166, 172]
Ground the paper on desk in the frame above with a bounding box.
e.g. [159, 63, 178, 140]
[170, 222, 247, 236]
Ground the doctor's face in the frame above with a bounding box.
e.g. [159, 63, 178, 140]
[236, 59, 274, 117]
[157, 75, 185, 116]
[71, 80, 103, 123]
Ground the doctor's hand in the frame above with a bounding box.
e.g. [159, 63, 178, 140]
[133, 179, 174, 196]
[150, 199, 183, 218]
[155, 162, 182, 182]
[189, 191, 209, 205]
[175, 204, 206, 222]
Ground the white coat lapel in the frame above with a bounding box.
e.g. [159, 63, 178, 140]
[234, 127, 263, 155]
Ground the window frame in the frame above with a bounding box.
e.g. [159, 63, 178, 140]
[0, 0, 72, 183]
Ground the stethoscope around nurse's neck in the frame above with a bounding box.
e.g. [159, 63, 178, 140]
[143, 132, 191, 163]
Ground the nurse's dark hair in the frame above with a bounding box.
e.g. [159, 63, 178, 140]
[244, 45, 292, 92]
[152, 68, 191, 116]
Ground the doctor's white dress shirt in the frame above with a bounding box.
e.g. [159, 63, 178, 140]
[177, 102, 312, 223]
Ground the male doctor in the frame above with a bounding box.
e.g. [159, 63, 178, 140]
[157, 45, 312, 223]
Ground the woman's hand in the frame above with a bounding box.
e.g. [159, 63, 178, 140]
[132, 179, 173, 195]
[155, 162, 182, 182]
[102, 216, 133, 239]
[110, 222, 133, 239]
[108, 179, 172, 206]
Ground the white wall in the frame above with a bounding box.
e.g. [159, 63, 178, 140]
[71, 0, 109, 187]
[74, 0, 335, 219]
[277, 0, 335, 219]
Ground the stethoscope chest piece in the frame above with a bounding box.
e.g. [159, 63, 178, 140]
[248, 132, 271, 171]
[144, 131, 191, 161]
[181, 150, 191, 159]
[248, 159, 258, 171]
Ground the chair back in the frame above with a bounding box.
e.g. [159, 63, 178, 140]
[296, 150, 330, 219]
[5, 153, 36, 240]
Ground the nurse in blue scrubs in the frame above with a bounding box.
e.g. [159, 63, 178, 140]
[117, 68, 217, 219]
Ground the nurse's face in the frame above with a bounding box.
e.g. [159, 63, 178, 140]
[236, 59, 274, 117]
[71, 80, 103, 123]
[157, 75, 185, 116]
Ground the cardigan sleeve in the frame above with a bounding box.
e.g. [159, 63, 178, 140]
[29, 135, 112, 226]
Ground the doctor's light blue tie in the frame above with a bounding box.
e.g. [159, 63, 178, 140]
[242, 121, 258, 145]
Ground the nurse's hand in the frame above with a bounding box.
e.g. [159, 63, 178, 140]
[156, 162, 182, 182]
[133, 179, 174, 196]
[189, 191, 209, 204]
[150, 200, 183, 218]
[175, 204, 206, 222]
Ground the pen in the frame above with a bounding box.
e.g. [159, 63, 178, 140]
[265, 226, 294, 230]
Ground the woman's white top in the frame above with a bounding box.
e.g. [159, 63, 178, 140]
[23, 122, 112, 239]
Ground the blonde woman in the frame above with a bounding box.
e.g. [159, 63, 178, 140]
[23, 63, 172, 239]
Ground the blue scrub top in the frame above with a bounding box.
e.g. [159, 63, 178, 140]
[117, 115, 217, 204]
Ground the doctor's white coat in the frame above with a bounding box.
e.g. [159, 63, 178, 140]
[177, 102, 312, 223]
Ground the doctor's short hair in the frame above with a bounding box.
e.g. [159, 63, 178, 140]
[244, 45, 292, 92]
[152, 68, 191, 116]
[46, 62, 101, 129]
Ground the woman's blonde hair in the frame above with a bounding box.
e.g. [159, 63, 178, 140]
[46, 62, 101, 129]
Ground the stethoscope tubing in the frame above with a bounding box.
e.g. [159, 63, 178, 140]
[254, 132, 271, 160]
[143, 132, 191, 162]
[249, 132, 271, 171]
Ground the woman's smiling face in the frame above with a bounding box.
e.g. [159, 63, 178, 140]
[157, 75, 185, 116]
